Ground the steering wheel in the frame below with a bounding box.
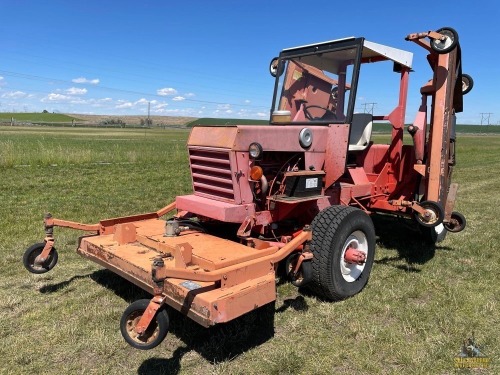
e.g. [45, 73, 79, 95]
[303, 105, 337, 121]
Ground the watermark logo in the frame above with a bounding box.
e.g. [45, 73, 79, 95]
[454, 332, 491, 369]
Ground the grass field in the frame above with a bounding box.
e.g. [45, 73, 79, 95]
[0, 126, 498, 374]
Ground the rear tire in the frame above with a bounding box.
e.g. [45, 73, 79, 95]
[309, 206, 376, 301]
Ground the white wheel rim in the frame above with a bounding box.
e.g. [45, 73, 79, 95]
[462, 78, 469, 92]
[340, 230, 368, 282]
[434, 30, 453, 50]
[434, 223, 445, 236]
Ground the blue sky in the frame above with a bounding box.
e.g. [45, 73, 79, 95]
[0, 0, 498, 124]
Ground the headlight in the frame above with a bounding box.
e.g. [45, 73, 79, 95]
[248, 142, 263, 159]
[299, 128, 313, 148]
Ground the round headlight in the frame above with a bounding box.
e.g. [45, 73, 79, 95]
[299, 128, 313, 148]
[249, 142, 263, 159]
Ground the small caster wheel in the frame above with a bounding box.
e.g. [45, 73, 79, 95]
[120, 299, 169, 350]
[414, 201, 445, 228]
[23, 243, 58, 274]
[285, 253, 312, 287]
[461, 74, 473, 95]
[269, 57, 284, 77]
[444, 211, 466, 233]
[430, 27, 458, 54]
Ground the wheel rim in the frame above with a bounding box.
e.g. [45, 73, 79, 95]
[28, 248, 50, 271]
[462, 77, 470, 92]
[340, 230, 368, 282]
[434, 223, 445, 236]
[433, 29, 454, 50]
[418, 207, 438, 225]
[124, 310, 159, 345]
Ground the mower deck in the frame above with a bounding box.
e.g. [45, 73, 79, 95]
[77, 219, 277, 327]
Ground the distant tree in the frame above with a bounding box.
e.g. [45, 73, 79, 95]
[42, 109, 49, 113]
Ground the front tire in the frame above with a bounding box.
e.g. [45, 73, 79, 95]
[309, 206, 376, 301]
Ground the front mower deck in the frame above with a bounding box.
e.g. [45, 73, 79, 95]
[77, 218, 277, 326]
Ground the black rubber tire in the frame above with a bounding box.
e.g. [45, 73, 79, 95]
[309, 206, 376, 301]
[430, 27, 458, 54]
[414, 201, 444, 228]
[285, 253, 312, 287]
[269, 57, 284, 77]
[461, 74, 473, 95]
[120, 299, 169, 350]
[445, 211, 466, 233]
[23, 243, 58, 274]
[420, 223, 448, 244]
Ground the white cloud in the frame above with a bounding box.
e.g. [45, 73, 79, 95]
[257, 112, 267, 117]
[225, 109, 233, 114]
[135, 98, 149, 105]
[41, 93, 72, 102]
[154, 103, 169, 109]
[115, 101, 133, 109]
[72, 77, 100, 85]
[99, 97, 113, 102]
[66, 87, 87, 95]
[244, 99, 251, 103]
[185, 93, 195, 97]
[217, 104, 231, 110]
[0, 76, 5, 86]
[1, 91, 28, 99]
[157, 87, 177, 96]
[172, 96, 185, 101]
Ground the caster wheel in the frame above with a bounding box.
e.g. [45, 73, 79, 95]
[461, 74, 473, 95]
[120, 299, 169, 350]
[430, 27, 458, 54]
[444, 211, 466, 233]
[414, 201, 445, 228]
[285, 253, 312, 287]
[23, 243, 58, 274]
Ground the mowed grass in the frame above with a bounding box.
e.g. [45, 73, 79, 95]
[0, 126, 498, 374]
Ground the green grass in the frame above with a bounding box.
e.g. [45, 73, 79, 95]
[0, 112, 79, 123]
[0, 126, 498, 374]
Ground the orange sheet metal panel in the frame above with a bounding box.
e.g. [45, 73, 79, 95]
[188, 126, 239, 149]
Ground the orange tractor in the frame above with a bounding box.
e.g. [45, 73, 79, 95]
[24, 27, 471, 349]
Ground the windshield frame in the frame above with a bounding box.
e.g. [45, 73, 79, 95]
[270, 37, 364, 125]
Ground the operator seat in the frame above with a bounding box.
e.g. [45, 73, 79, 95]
[348, 113, 373, 151]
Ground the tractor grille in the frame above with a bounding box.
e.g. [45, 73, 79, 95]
[189, 148, 235, 201]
